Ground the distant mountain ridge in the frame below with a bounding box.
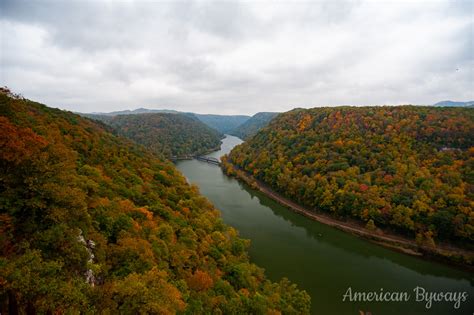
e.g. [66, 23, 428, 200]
[90, 107, 179, 115]
[194, 114, 250, 134]
[230, 112, 279, 140]
[433, 100, 474, 107]
[81, 108, 251, 134]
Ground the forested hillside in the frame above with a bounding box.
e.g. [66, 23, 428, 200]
[231, 112, 279, 140]
[224, 106, 474, 248]
[106, 113, 223, 158]
[0, 93, 310, 314]
[194, 114, 250, 134]
[81, 109, 251, 135]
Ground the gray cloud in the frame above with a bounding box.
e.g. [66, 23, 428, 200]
[1, 0, 473, 115]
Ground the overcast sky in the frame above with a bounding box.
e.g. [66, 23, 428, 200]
[1, 0, 473, 115]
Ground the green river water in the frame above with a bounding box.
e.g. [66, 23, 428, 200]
[176, 135, 473, 315]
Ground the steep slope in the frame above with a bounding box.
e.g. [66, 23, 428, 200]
[194, 114, 250, 134]
[224, 106, 474, 249]
[106, 113, 223, 158]
[231, 112, 279, 140]
[0, 93, 310, 314]
[434, 100, 474, 107]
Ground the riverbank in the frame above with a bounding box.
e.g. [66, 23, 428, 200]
[221, 159, 474, 271]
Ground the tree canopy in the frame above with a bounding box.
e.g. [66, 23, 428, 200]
[225, 106, 474, 247]
[90, 112, 224, 158]
[82, 112, 223, 158]
[0, 93, 310, 314]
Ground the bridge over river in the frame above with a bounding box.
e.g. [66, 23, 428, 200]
[194, 156, 221, 165]
[171, 155, 221, 166]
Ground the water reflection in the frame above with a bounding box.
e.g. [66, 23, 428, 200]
[238, 179, 473, 283]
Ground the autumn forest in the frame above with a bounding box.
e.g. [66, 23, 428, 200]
[0, 93, 310, 314]
[223, 106, 473, 263]
[3, 0, 474, 313]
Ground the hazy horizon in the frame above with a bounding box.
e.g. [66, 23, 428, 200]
[1, 0, 473, 115]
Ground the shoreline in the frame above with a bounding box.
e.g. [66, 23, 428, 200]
[221, 160, 474, 271]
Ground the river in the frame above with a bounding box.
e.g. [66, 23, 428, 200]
[176, 135, 473, 315]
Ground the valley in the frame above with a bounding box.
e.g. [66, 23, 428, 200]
[3, 1, 472, 314]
